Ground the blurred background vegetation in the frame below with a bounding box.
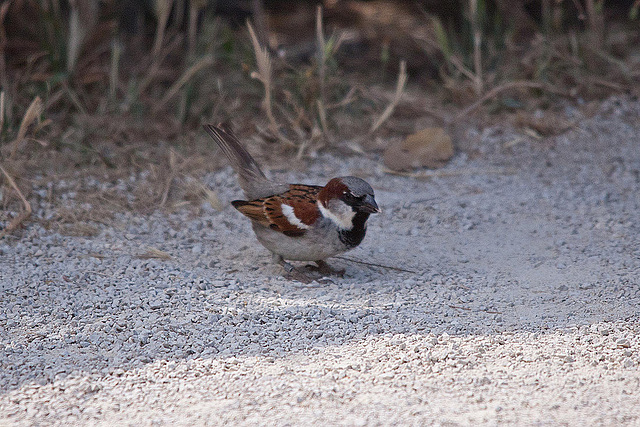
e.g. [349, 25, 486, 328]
[2, 0, 639, 160]
[0, 0, 639, 229]
[0, 0, 640, 237]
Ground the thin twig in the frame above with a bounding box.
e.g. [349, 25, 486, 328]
[133, 36, 184, 105]
[448, 304, 472, 311]
[369, 60, 407, 134]
[0, 164, 32, 238]
[62, 81, 87, 115]
[0, 91, 4, 135]
[335, 256, 418, 274]
[453, 80, 570, 121]
[382, 166, 517, 179]
[448, 55, 477, 82]
[326, 87, 357, 109]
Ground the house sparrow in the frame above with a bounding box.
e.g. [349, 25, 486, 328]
[204, 124, 380, 280]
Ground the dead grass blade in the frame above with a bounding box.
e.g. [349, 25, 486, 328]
[369, 60, 407, 134]
[154, 54, 214, 112]
[67, 0, 99, 73]
[136, 246, 172, 260]
[247, 20, 295, 147]
[62, 81, 87, 115]
[153, 0, 175, 57]
[159, 149, 178, 208]
[0, 2, 8, 113]
[0, 163, 32, 238]
[326, 87, 357, 110]
[188, 0, 207, 53]
[585, 0, 605, 49]
[134, 35, 184, 104]
[0, 91, 5, 135]
[317, 99, 329, 140]
[315, 6, 329, 142]
[109, 39, 122, 103]
[469, 0, 483, 95]
[9, 96, 42, 159]
[453, 80, 570, 121]
[189, 180, 223, 211]
[382, 166, 517, 179]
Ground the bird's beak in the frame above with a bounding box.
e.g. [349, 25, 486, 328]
[359, 194, 381, 214]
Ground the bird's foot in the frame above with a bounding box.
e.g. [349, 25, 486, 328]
[305, 260, 346, 277]
[275, 255, 316, 284]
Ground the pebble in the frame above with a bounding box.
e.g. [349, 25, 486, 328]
[1, 99, 640, 425]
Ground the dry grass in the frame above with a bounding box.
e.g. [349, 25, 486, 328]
[0, 0, 638, 237]
[8, 96, 43, 160]
[247, 20, 294, 147]
[136, 247, 173, 260]
[0, 163, 32, 238]
[369, 61, 408, 135]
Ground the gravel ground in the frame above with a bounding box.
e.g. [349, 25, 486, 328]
[1, 97, 639, 425]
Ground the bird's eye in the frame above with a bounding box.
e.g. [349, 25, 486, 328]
[343, 192, 363, 204]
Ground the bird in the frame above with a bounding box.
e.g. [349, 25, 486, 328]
[204, 124, 380, 281]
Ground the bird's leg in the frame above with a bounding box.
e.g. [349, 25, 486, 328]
[274, 253, 294, 272]
[273, 254, 314, 284]
[307, 260, 346, 277]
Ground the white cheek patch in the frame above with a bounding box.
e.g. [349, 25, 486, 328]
[281, 204, 310, 229]
[317, 200, 355, 230]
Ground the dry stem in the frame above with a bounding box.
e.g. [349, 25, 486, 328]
[67, 0, 98, 73]
[247, 20, 295, 147]
[109, 40, 122, 103]
[154, 54, 214, 112]
[0, 91, 4, 135]
[137, 246, 172, 260]
[382, 167, 517, 179]
[159, 149, 178, 208]
[369, 60, 407, 134]
[0, 163, 32, 238]
[469, 0, 483, 95]
[453, 80, 570, 121]
[315, 6, 329, 142]
[152, 0, 175, 57]
[9, 96, 42, 160]
[134, 36, 184, 105]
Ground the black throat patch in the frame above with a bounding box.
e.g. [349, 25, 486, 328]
[338, 212, 370, 248]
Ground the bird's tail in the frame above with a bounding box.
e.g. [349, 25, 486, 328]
[204, 124, 285, 199]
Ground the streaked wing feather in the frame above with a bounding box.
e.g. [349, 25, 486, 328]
[230, 200, 272, 227]
[231, 184, 322, 237]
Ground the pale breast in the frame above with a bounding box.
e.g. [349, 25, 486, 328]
[251, 219, 351, 261]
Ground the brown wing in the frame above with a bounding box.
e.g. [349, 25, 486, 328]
[231, 184, 322, 237]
